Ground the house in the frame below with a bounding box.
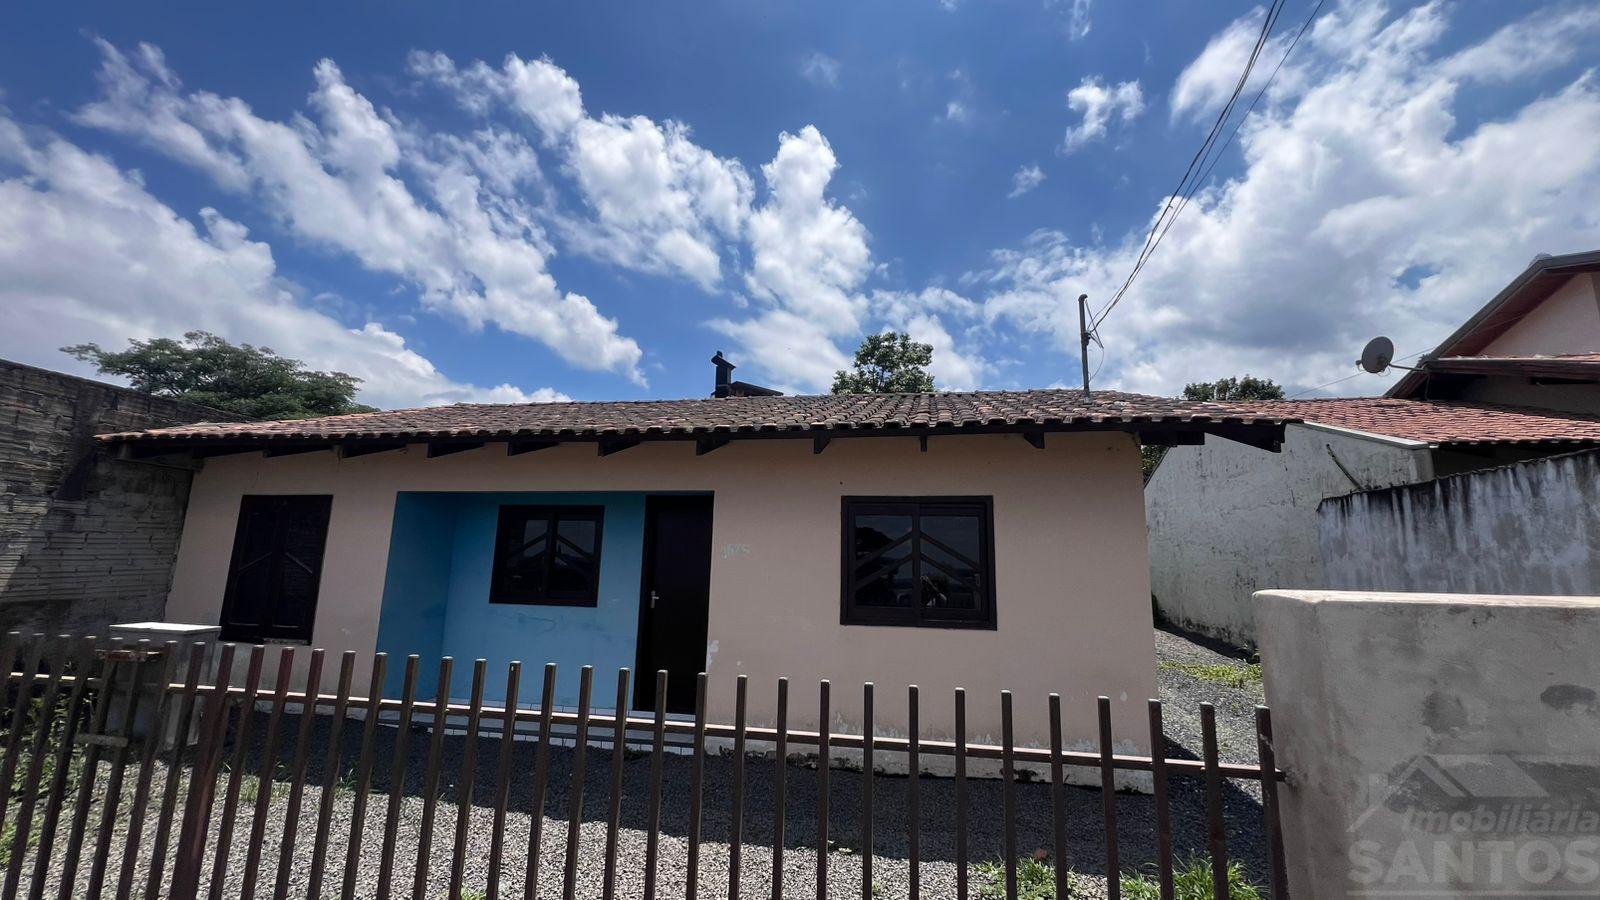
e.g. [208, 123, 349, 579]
[97, 361, 1291, 750]
[1146, 251, 1600, 647]
[0, 358, 229, 635]
[1386, 249, 1600, 416]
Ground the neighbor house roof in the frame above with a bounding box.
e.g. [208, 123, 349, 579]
[1388, 249, 1600, 399]
[1235, 397, 1600, 447]
[97, 389, 1296, 455]
[1418, 353, 1600, 382]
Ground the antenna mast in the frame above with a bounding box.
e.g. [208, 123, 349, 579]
[1077, 294, 1092, 400]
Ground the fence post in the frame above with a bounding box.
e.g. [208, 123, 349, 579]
[169, 641, 238, 898]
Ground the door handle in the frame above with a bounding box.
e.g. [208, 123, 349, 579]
[650, 590, 659, 609]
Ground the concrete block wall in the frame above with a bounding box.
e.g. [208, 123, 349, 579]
[0, 359, 228, 635]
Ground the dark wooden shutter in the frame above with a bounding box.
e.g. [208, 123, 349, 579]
[219, 495, 333, 643]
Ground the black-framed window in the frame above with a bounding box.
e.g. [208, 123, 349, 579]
[490, 505, 605, 606]
[220, 495, 332, 644]
[841, 496, 996, 629]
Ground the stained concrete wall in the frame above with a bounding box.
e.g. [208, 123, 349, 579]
[1258, 590, 1600, 897]
[1145, 424, 1430, 647]
[1320, 448, 1600, 596]
[164, 432, 1159, 755]
[0, 360, 224, 635]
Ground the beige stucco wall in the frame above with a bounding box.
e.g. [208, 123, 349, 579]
[1259, 590, 1600, 897]
[1479, 272, 1600, 357]
[164, 431, 1157, 754]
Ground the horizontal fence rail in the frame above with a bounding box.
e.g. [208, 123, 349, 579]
[0, 635, 1288, 900]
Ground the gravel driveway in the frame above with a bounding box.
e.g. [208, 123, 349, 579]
[22, 632, 1270, 899]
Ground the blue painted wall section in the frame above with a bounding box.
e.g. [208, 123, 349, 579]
[376, 491, 649, 705]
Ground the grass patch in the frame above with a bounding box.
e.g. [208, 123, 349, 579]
[974, 854, 1260, 899]
[1123, 855, 1262, 899]
[1157, 661, 1262, 690]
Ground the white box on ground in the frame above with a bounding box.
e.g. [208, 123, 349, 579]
[107, 622, 222, 749]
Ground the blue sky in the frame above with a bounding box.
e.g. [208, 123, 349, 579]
[1, 1, 1597, 408]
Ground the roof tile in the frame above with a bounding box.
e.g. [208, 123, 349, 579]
[97, 389, 1291, 444]
[1235, 398, 1600, 445]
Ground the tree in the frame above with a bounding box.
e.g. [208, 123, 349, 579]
[1143, 374, 1285, 480]
[831, 332, 936, 394]
[63, 331, 378, 419]
[1180, 375, 1285, 403]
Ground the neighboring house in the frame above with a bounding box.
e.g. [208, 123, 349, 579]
[1387, 249, 1600, 416]
[0, 359, 230, 635]
[96, 367, 1290, 750]
[1146, 251, 1600, 648]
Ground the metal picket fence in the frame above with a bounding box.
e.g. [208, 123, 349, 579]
[0, 634, 1287, 899]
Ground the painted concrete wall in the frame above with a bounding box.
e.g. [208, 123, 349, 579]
[1144, 424, 1430, 647]
[1319, 448, 1600, 597]
[377, 491, 649, 704]
[1258, 590, 1600, 897]
[164, 432, 1157, 753]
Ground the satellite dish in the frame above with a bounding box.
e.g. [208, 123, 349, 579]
[1359, 336, 1395, 374]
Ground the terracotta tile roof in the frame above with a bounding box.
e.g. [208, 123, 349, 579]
[1233, 398, 1600, 446]
[96, 389, 1293, 445]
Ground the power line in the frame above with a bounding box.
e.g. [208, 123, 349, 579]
[1094, 0, 1335, 332]
[1093, 0, 1286, 330]
[1124, 0, 1329, 307]
[1288, 349, 1424, 398]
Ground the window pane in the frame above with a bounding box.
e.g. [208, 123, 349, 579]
[852, 514, 914, 607]
[920, 513, 984, 611]
[853, 514, 912, 562]
[500, 516, 550, 596]
[856, 560, 915, 608]
[551, 517, 599, 594]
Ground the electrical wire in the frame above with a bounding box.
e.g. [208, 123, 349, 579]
[1092, 0, 1287, 331]
[1125, 0, 1329, 298]
[1289, 349, 1425, 398]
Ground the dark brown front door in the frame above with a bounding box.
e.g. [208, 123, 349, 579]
[634, 495, 714, 713]
[219, 495, 332, 643]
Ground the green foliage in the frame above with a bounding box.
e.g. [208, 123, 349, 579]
[1144, 374, 1285, 479]
[974, 854, 1260, 900]
[831, 332, 936, 394]
[63, 331, 377, 420]
[975, 857, 1067, 900]
[1158, 660, 1264, 690]
[1122, 855, 1262, 900]
[1181, 375, 1285, 403]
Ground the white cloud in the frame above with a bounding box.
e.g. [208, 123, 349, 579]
[411, 50, 753, 291]
[1049, 0, 1094, 41]
[800, 52, 841, 89]
[1438, 3, 1600, 84]
[1169, 8, 1283, 123]
[414, 51, 879, 393]
[871, 288, 990, 390]
[976, 0, 1600, 397]
[720, 126, 874, 390]
[0, 117, 565, 410]
[1061, 77, 1144, 152]
[76, 41, 645, 383]
[1009, 164, 1046, 198]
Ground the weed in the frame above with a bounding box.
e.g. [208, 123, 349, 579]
[974, 856, 1090, 900]
[1121, 855, 1262, 900]
[1157, 661, 1262, 690]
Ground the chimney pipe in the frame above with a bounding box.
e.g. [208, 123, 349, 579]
[712, 351, 735, 398]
